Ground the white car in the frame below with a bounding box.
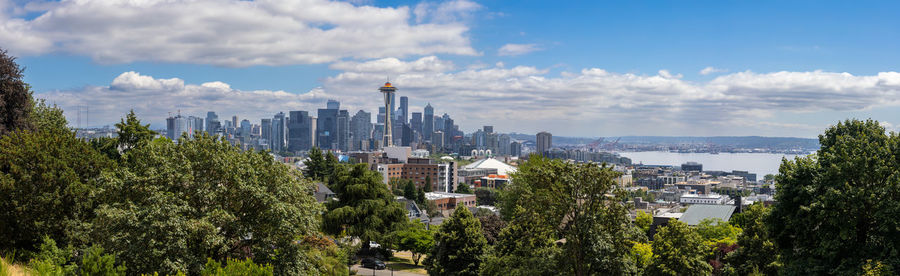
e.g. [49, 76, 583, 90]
[368, 241, 381, 248]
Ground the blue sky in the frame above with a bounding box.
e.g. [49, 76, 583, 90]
[4, 0, 900, 137]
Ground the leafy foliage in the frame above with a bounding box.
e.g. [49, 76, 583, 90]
[480, 207, 560, 276]
[649, 220, 712, 276]
[635, 210, 653, 236]
[91, 132, 321, 275]
[201, 258, 273, 276]
[80, 246, 126, 276]
[0, 49, 33, 136]
[0, 128, 114, 252]
[474, 187, 499, 206]
[114, 110, 156, 154]
[424, 206, 487, 276]
[498, 155, 640, 275]
[726, 203, 779, 275]
[474, 210, 505, 245]
[455, 183, 472, 194]
[388, 221, 434, 265]
[322, 164, 406, 246]
[771, 119, 900, 274]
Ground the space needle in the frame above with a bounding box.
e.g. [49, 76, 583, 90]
[379, 81, 397, 147]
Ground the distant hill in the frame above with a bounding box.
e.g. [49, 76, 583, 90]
[506, 133, 819, 149]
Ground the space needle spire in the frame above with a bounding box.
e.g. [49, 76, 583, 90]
[379, 81, 397, 147]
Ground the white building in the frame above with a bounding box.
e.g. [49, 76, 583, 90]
[679, 193, 730, 205]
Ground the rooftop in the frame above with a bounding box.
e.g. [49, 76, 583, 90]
[425, 192, 475, 200]
[678, 204, 736, 226]
[463, 157, 517, 176]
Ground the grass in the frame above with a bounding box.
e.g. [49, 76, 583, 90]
[386, 251, 427, 274]
[1, 257, 28, 276]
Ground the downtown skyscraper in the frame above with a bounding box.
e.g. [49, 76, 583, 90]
[423, 103, 433, 141]
[271, 112, 286, 152]
[288, 111, 314, 152]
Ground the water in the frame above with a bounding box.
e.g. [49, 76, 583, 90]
[617, 151, 808, 176]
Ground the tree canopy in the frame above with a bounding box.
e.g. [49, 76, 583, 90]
[649, 220, 712, 276]
[92, 132, 322, 275]
[0, 49, 33, 135]
[425, 206, 487, 276]
[771, 119, 900, 274]
[322, 164, 406, 246]
[498, 155, 640, 275]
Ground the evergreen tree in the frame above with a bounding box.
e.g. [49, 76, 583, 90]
[424, 175, 433, 192]
[404, 180, 417, 200]
[303, 147, 327, 181]
[0, 49, 33, 136]
[425, 206, 487, 276]
[322, 164, 406, 248]
[480, 207, 560, 276]
[416, 187, 426, 205]
[771, 119, 900, 274]
[649, 220, 712, 276]
[455, 183, 472, 194]
[114, 110, 155, 153]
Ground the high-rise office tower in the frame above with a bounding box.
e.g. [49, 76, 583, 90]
[206, 111, 219, 134]
[271, 112, 286, 152]
[166, 113, 188, 141]
[232, 116, 238, 128]
[187, 116, 203, 138]
[240, 119, 251, 137]
[423, 103, 434, 141]
[379, 82, 397, 147]
[327, 99, 340, 110]
[510, 141, 522, 157]
[498, 134, 511, 156]
[377, 106, 386, 124]
[443, 117, 454, 148]
[410, 112, 422, 141]
[401, 123, 412, 146]
[337, 110, 350, 151]
[432, 130, 444, 150]
[483, 126, 494, 134]
[288, 111, 314, 151]
[316, 107, 338, 150]
[399, 96, 408, 125]
[350, 110, 372, 151]
[536, 131, 552, 155]
[261, 118, 272, 148]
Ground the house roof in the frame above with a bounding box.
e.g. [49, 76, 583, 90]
[463, 158, 517, 175]
[678, 204, 736, 226]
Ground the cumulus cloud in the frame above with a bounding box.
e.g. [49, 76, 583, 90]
[35, 58, 900, 137]
[700, 66, 728, 75]
[36, 71, 334, 128]
[498, 43, 541, 56]
[0, 0, 477, 67]
[413, 0, 481, 24]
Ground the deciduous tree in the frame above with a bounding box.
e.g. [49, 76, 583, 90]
[649, 220, 712, 276]
[425, 206, 486, 276]
[771, 119, 900, 274]
[0, 49, 33, 135]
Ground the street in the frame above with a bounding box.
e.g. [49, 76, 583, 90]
[351, 265, 426, 276]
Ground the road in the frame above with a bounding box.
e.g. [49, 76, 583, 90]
[351, 265, 426, 276]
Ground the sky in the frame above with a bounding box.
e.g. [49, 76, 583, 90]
[3, 0, 900, 138]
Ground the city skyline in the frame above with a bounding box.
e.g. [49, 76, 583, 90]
[7, 0, 900, 137]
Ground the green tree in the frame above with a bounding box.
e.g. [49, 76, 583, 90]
[726, 203, 779, 275]
[114, 110, 156, 154]
[0, 128, 114, 253]
[631, 242, 654, 275]
[455, 183, 472, 194]
[649, 220, 712, 276]
[322, 164, 406, 248]
[424, 175, 433, 192]
[91, 132, 321, 275]
[303, 147, 327, 181]
[0, 49, 33, 135]
[635, 210, 653, 236]
[770, 119, 900, 274]
[474, 187, 499, 206]
[474, 210, 505, 245]
[416, 187, 427, 205]
[498, 155, 640, 275]
[424, 206, 486, 276]
[80, 246, 126, 276]
[404, 180, 417, 200]
[389, 221, 434, 265]
[696, 218, 741, 250]
[201, 258, 273, 276]
[480, 207, 560, 276]
[30, 99, 68, 133]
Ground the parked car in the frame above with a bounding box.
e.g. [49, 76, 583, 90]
[361, 258, 386, 270]
[368, 241, 381, 248]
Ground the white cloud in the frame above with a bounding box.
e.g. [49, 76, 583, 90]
[0, 0, 477, 67]
[498, 43, 541, 56]
[413, 0, 481, 24]
[700, 66, 728, 75]
[34, 58, 900, 137]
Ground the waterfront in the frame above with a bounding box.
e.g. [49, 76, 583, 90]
[618, 151, 809, 177]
